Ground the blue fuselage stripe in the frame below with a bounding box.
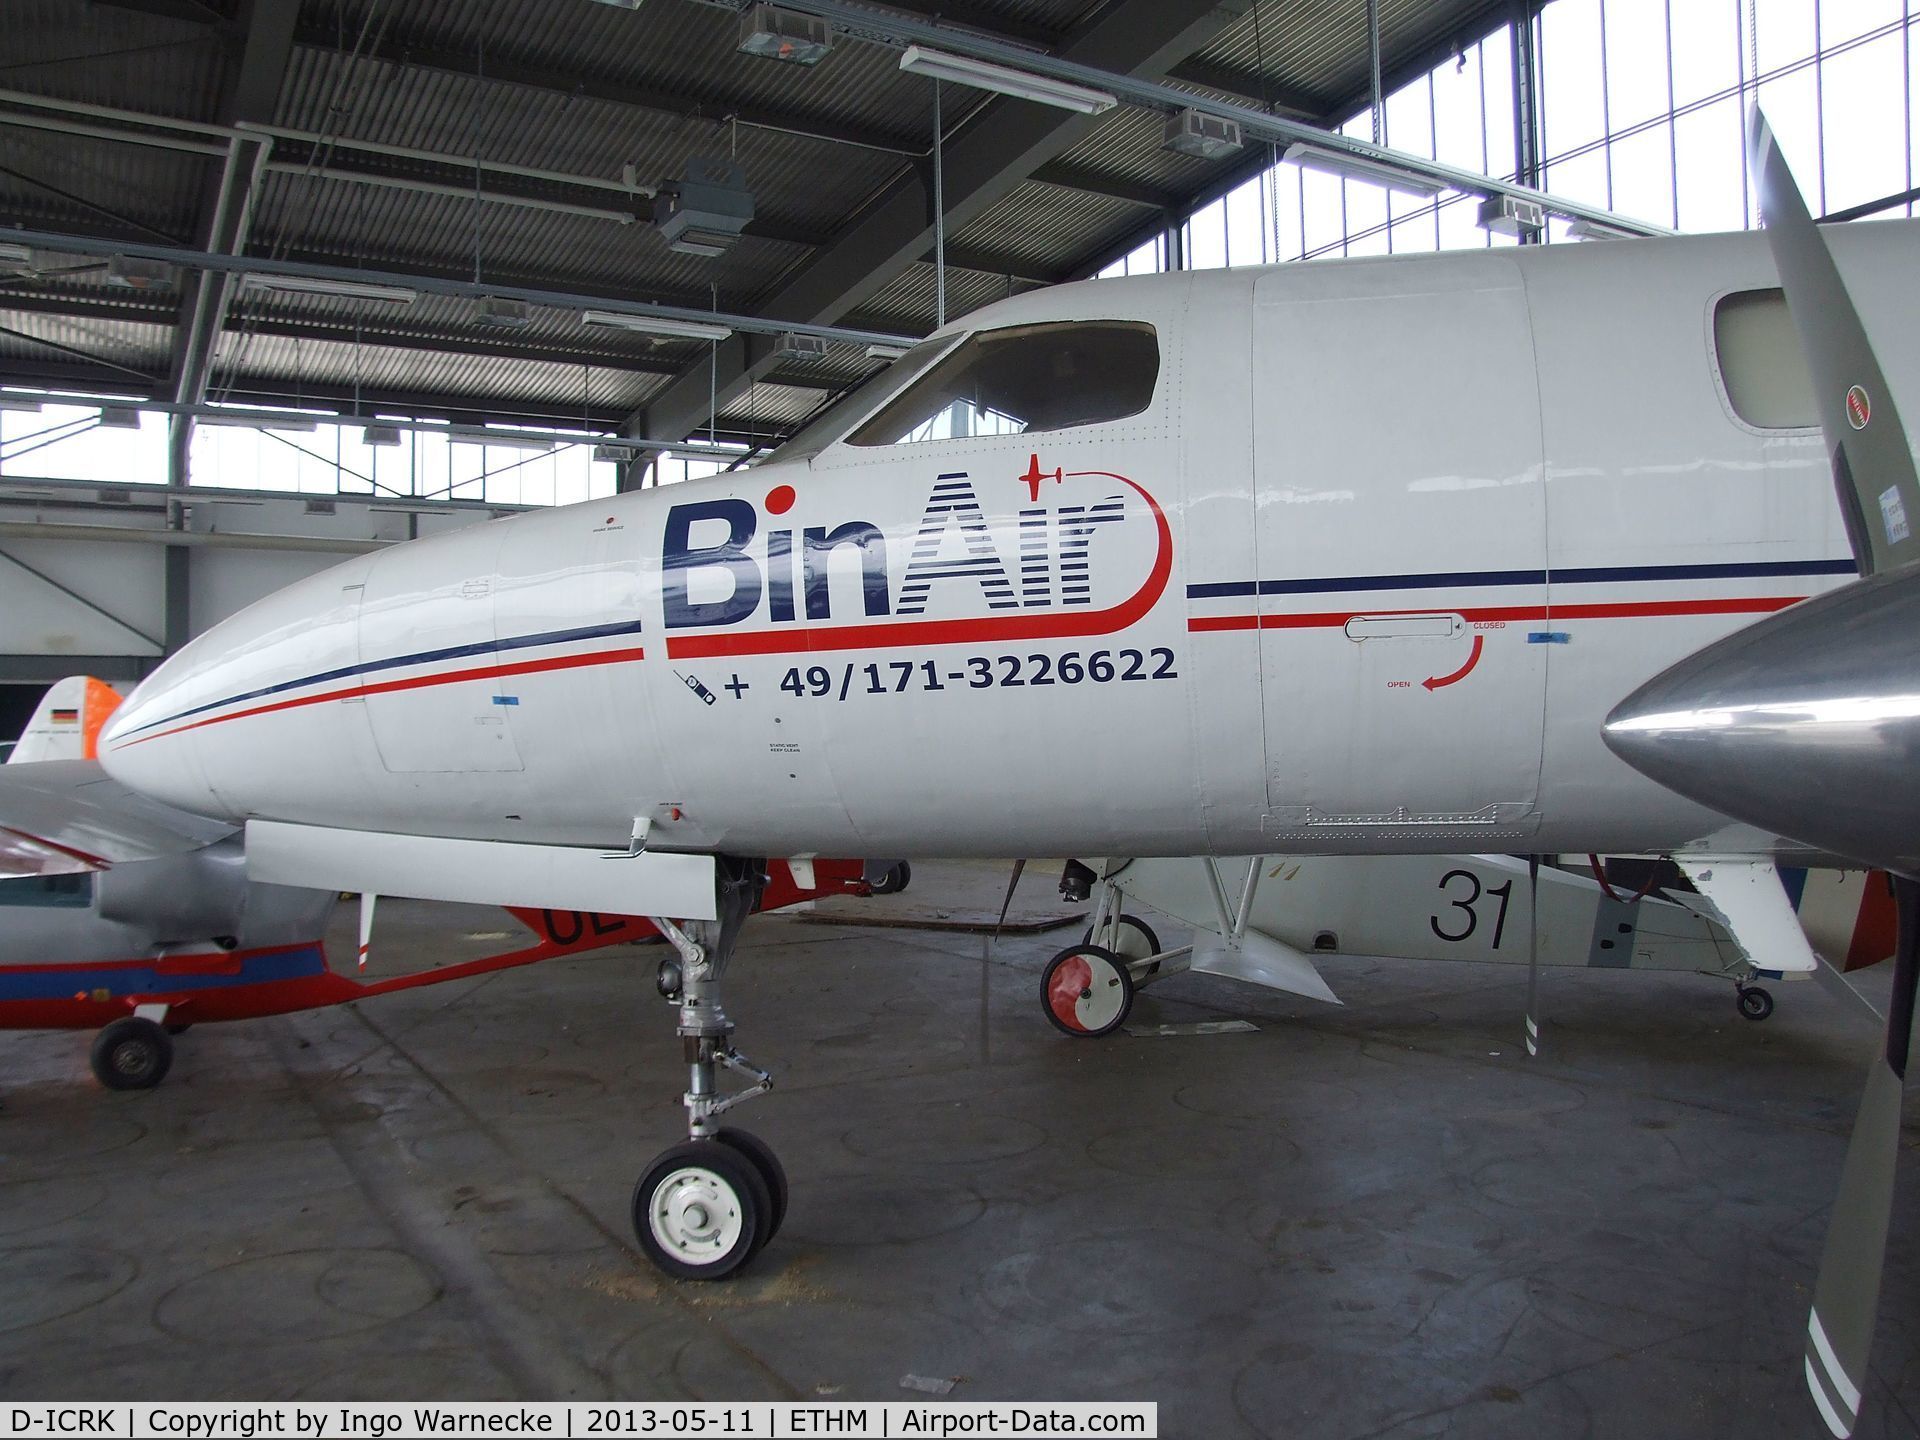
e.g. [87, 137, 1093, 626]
[0, 943, 328, 1002]
[1185, 558, 1856, 601]
[119, 618, 648, 739]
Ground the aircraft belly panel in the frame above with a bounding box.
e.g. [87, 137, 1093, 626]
[1247, 259, 1547, 848]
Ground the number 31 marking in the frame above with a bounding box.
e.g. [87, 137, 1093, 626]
[1429, 869, 1514, 948]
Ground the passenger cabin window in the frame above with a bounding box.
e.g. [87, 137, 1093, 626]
[846, 321, 1159, 448]
[1713, 288, 1817, 430]
[0, 871, 93, 907]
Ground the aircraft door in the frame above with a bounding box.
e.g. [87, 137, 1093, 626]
[1249, 255, 1547, 845]
[357, 524, 525, 774]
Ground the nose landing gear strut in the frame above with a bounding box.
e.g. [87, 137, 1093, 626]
[634, 857, 787, 1279]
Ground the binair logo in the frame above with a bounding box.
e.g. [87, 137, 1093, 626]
[658, 457, 1172, 660]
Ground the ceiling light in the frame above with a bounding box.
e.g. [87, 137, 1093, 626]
[1164, 109, 1243, 161]
[739, 5, 832, 65]
[1284, 141, 1446, 199]
[594, 443, 640, 462]
[0, 243, 34, 274]
[107, 254, 174, 291]
[580, 311, 733, 342]
[0, 396, 44, 412]
[1477, 194, 1546, 237]
[362, 424, 404, 446]
[240, 274, 419, 304]
[865, 344, 908, 361]
[476, 296, 532, 329]
[586, 0, 645, 8]
[776, 332, 829, 362]
[1565, 217, 1638, 241]
[898, 45, 1115, 114]
[655, 159, 755, 258]
[450, 428, 554, 453]
[96, 406, 142, 429]
[197, 412, 319, 432]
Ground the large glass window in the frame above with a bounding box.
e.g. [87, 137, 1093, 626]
[846, 322, 1159, 448]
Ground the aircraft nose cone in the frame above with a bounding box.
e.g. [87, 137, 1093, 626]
[98, 658, 236, 820]
[1603, 566, 1920, 872]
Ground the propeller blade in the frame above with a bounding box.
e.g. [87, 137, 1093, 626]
[1804, 876, 1918, 1437]
[1524, 855, 1541, 1057]
[1749, 108, 1920, 577]
[992, 858, 1027, 940]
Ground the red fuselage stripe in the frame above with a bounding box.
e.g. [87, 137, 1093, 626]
[1187, 596, 1804, 631]
[117, 644, 646, 748]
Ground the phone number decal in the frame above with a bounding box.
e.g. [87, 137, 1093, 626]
[777, 647, 1178, 701]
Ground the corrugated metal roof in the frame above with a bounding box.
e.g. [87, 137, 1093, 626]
[0, 0, 1524, 446]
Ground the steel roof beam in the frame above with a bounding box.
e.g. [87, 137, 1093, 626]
[767, 0, 1672, 237]
[170, 0, 302, 497]
[1163, 58, 1325, 118]
[633, 0, 1245, 452]
[1031, 160, 1186, 212]
[293, 21, 928, 158]
[1, 227, 916, 349]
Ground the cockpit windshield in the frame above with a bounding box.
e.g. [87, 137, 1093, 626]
[766, 336, 957, 464]
[847, 321, 1159, 447]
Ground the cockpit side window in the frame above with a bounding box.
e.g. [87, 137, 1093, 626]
[0, 871, 94, 907]
[845, 321, 1160, 448]
[766, 337, 957, 464]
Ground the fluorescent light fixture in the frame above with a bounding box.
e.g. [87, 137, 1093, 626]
[898, 45, 1117, 115]
[580, 310, 733, 342]
[587, 0, 644, 8]
[1283, 141, 1446, 199]
[0, 396, 44, 412]
[96, 406, 142, 429]
[451, 428, 554, 453]
[1565, 217, 1638, 241]
[362, 424, 404, 446]
[0, 242, 35, 273]
[198, 411, 319, 432]
[241, 273, 419, 304]
[864, 343, 908, 361]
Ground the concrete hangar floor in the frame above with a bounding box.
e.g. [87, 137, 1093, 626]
[1, 862, 1915, 1437]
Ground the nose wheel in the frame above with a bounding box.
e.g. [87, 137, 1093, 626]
[633, 858, 788, 1280]
[90, 1016, 173, 1090]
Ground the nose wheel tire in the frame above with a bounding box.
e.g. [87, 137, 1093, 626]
[1736, 984, 1774, 1021]
[632, 1140, 772, 1280]
[1040, 944, 1135, 1038]
[90, 1017, 173, 1090]
[711, 1127, 788, 1248]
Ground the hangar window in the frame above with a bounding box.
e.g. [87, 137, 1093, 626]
[1713, 289, 1817, 431]
[846, 321, 1160, 447]
[0, 871, 93, 907]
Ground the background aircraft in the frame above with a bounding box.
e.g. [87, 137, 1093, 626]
[0, 675, 893, 1088]
[1038, 853, 1893, 1039]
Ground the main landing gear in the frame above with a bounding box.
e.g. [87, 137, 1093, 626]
[634, 858, 786, 1280]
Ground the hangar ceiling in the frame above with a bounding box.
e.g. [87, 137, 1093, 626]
[1, 0, 1510, 454]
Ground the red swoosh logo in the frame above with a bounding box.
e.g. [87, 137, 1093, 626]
[1422, 634, 1484, 691]
[666, 469, 1173, 660]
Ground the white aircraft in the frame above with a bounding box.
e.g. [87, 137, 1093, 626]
[3, 159, 1902, 1310]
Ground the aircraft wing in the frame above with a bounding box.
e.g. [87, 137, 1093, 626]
[0, 759, 236, 878]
